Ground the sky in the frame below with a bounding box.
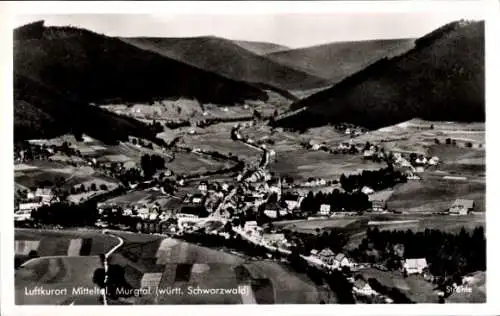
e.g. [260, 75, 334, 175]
[14, 11, 484, 48]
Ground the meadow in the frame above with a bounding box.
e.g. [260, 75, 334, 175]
[269, 149, 385, 181]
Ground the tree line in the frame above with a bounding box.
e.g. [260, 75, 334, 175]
[300, 189, 372, 213]
[350, 226, 486, 282]
[339, 167, 406, 192]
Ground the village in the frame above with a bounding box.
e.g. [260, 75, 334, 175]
[13, 118, 484, 304]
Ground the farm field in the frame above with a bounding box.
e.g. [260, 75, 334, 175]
[387, 178, 485, 213]
[274, 218, 361, 234]
[102, 91, 291, 126]
[242, 260, 336, 303]
[15, 229, 120, 258]
[15, 256, 103, 305]
[358, 268, 439, 303]
[352, 119, 485, 156]
[103, 188, 172, 207]
[269, 149, 385, 181]
[15, 161, 104, 190]
[105, 232, 331, 304]
[167, 151, 236, 175]
[344, 213, 485, 250]
[183, 136, 262, 163]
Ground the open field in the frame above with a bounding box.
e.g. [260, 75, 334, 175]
[274, 218, 360, 234]
[16, 256, 103, 305]
[387, 178, 485, 213]
[273, 212, 485, 249]
[358, 268, 439, 303]
[183, 136, 262, 163]
[103, 188, 172, 207]
[167, 151, 236, 175]
[105, 231, 332, 304]
[242, 260, 336, 303]
[15, 160, 120, 194]
[269, 149, 385, 180]
[15, 229, 120, 258]
[352, 119, 485, 156]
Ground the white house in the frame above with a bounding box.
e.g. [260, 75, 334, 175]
[353, 278, 375, 296]
[35, 188, 55, 204]
[361, 186, 374, 195]
[14, 209, 33, 222]
[319, 204, 331, 216]
[428, 156, 440, 166]
[403, 258, 428, 274]
[334, 253, 352, 267]
[262, 233, 286, 246]
[415, 157, 428, 165]
[198, 182, 208, 194]
[19, 202, 42, 211]
[244, 221, 258, 231]
[363, 150, 375, 159]
[449, 199, 474, 215]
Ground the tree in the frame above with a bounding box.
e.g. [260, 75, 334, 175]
[434, 138, 440, 144]
[79, 184, 86, 192]
[446, 138, 451, 145]
[90, 183, 97, 191]
[99, 184, 108, 191]
[28, 250, 39, 259]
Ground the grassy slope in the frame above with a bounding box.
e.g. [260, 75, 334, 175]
[233, 40, 289, 55]
[267, 38, 415, 81]
[119, 36, 328, 91]
[276, 21, 484, 130]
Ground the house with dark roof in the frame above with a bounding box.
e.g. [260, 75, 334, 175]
[368, 190, 394, 212]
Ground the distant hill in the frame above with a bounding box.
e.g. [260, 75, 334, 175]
[14, 73, 157, 144]
[275, 20, 484, 130]
[14, 22, 267, 106]
[120, 36, 328, 91]
[233, 40, 289, 55]
[266, 38, 415, 82]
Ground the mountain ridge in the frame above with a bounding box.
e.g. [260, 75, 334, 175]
[274, 20, 484, 130]
[266, 38, 416, 82]
[15, 22, 268, 106]
[119, 35, 329, 91]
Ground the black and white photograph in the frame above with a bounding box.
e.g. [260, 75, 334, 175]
[3, 1, 495, 311]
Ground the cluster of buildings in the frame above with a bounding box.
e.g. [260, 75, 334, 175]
[15, 188, 59, 222]
[234, 221, 294, 253]
[308, 248, 354, 270]
[392, 152, 440, 179]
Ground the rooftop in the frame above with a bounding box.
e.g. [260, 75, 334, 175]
[451, 199, 475, 209]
